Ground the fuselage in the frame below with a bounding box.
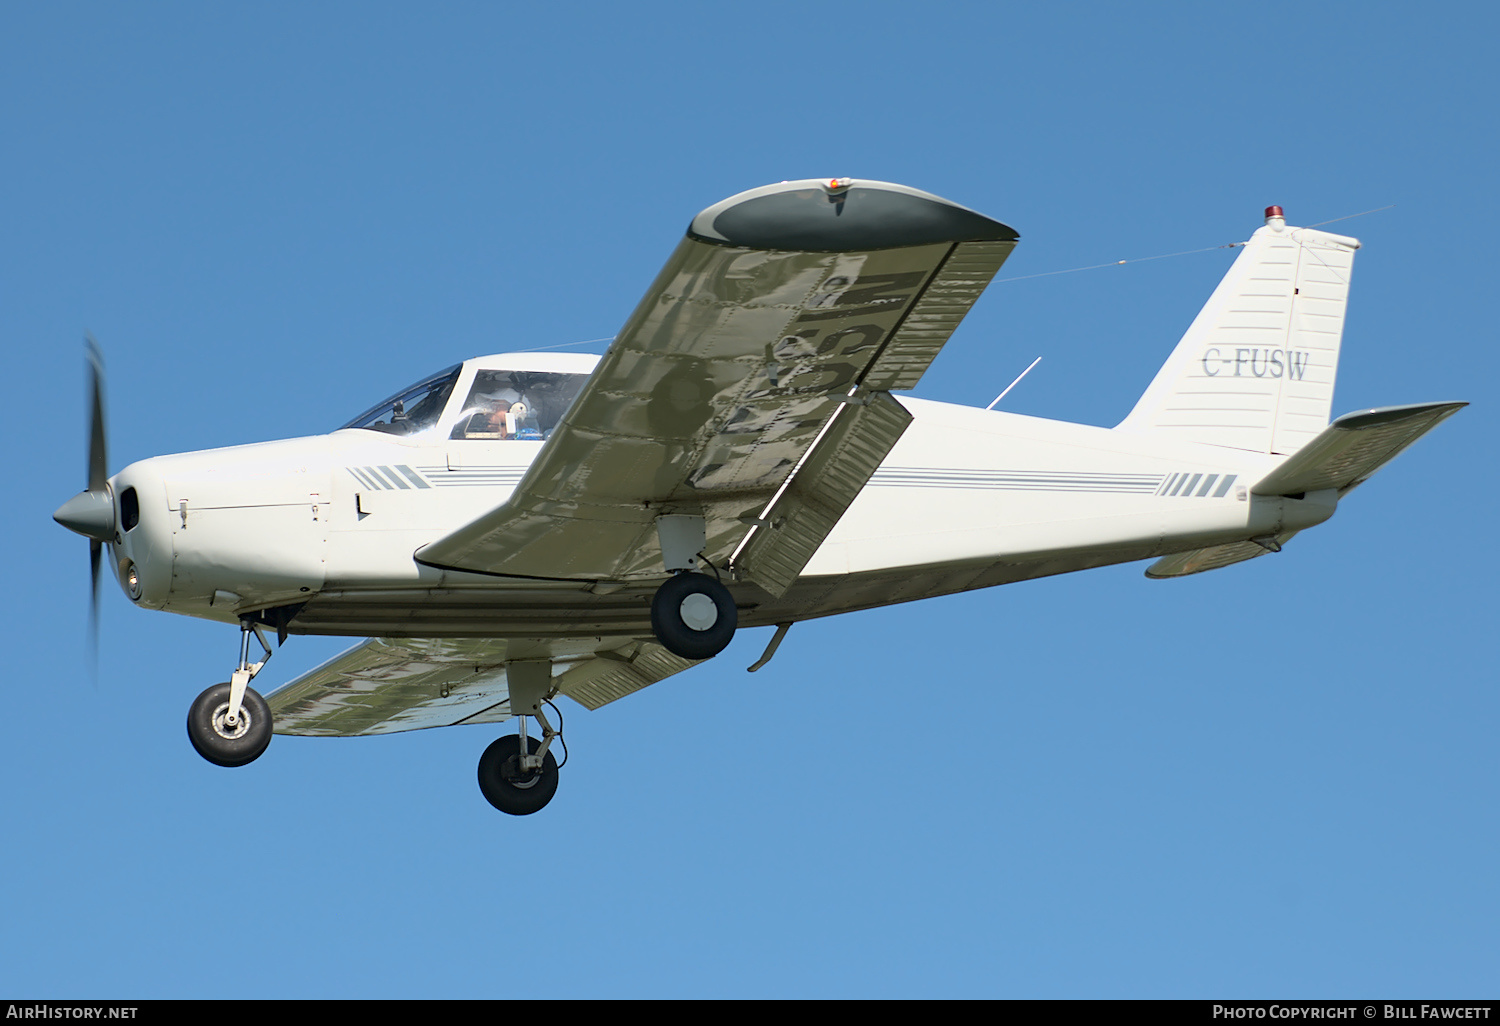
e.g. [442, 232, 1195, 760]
[100, 352, 1336, 639]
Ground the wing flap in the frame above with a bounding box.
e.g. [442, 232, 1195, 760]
[553, 641, 700, 711]
[1252, 401, 1466, 497]
[733, 389, 912, 596]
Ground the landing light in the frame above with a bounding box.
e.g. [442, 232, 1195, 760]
[123, 560, 142, 600]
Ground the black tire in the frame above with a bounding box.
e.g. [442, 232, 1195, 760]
[477, 734, 560, 815]
[186, 682, 273, 768]
[650, 572, 738, 660]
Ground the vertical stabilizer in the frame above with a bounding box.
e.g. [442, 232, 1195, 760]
[1117, 209, 1360, 455]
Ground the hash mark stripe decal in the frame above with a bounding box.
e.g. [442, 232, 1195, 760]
[360, 466, 390, 489]
[396, 465, 431, 489]
[1213, 474, 1238, 497]
[1196, 474, 1218, 497]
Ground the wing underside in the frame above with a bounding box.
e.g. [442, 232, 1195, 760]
[416, 180, 1017, 596]
[268, 636, 699, 736]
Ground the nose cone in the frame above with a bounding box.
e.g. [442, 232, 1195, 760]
[54, 488, 115, 541]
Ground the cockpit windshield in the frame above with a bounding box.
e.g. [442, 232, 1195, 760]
[340, 364, 461, 435]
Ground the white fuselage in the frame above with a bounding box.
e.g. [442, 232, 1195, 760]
[106, 384, 1334, 634]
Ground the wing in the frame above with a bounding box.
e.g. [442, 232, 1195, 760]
[416, 179, 1017, 596]
[268, 636, 698, 736]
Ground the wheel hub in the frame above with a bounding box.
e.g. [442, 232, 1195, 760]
[210, 703, 251, 741]
[501, 756, 541, 789]
[679, 592, 719, 631]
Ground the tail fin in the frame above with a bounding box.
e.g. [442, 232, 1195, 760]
[1117, 208, 1361, 455]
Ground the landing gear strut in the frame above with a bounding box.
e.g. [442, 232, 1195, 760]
[186, 620, 274, 767]
[651, 571, 737, 660]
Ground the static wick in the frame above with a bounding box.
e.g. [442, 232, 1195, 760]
[987, 356, 1042, 410]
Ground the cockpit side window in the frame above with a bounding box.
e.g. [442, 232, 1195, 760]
[340, 365, 462, 435]
[450, 370, 590, 441]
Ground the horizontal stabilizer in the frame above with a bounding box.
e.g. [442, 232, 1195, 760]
[1252, 401, 1466, 497]
[1145, 532, 1298, 579]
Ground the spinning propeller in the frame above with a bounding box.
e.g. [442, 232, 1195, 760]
[53, 335, 114, 649]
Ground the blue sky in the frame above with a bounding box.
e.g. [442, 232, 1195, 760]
[3, 1, 1495, 998]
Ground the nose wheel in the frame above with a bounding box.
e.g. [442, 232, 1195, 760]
[186, 619, 275, 767]
[478, 703, 562, 815]
[650, 571, 737, 660]
[477, 734, 560, 815]
[187, 682, 273, 767]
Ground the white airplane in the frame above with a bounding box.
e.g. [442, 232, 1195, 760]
[55, 178, 1463, 815]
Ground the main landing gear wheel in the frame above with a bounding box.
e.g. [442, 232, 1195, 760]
[477, 734, 560, 816]
[650, 571, 737, 660]
[186, 682, 273, 767]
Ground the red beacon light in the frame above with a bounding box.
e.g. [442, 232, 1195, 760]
[1264, 205, 1285, 224]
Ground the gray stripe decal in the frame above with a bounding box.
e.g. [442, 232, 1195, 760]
[870, 486, 1158, 492]
[875, 476, 1159, 486]
[875, 470, 1157, 480]
[348, 467, 380, 490]
[862, 467, 1249, 498]
[396, 465, 431, 490]
[872, 473, 1161, 491]
[376, 466, 411, 490]
[360, 467, 390, 490]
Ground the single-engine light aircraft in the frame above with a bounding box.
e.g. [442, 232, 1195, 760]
[55, 179, 1464, 815]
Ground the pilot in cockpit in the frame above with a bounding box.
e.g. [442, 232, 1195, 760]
[455, 385, 539, 440]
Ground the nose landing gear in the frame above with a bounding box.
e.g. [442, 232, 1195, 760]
[186, 620, 274, 767]
[477, 704, 563, 816]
